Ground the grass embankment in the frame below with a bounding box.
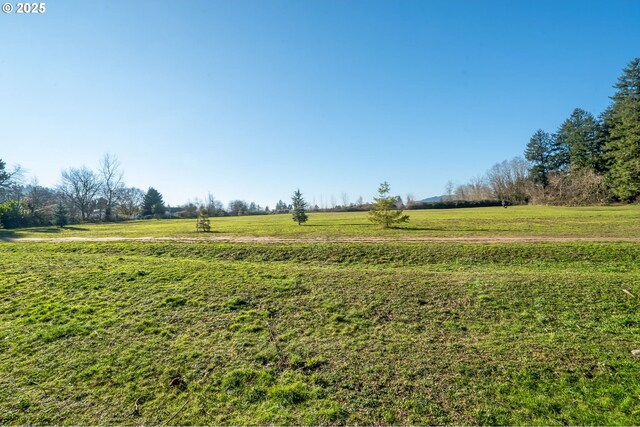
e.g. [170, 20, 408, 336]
[1, 205, 640, 239]
[2, 241, 640, 424]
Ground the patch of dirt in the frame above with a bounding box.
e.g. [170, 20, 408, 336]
[2, 235, 640, 243]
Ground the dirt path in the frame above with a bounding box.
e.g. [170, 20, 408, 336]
[2, 235, 640, 243]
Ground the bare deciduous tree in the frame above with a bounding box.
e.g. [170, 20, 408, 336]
[24, 182, 58, 224]
[99, 154, 124, 221]
[228, 200, 248, 216]
[340, 191, 349, 208]
[118, 187, 144, 217]
[59, 167, 102, 221]
[539, 168, 607, 206]
[205, 192, 224, 216]
[467, 176, 492, 200]
[486, 157, 529, 203]
[444, 180, 455, 201]
[405, 193, 414, 208]
[340, 192, 350, 207]
[453, 176, 493, 201]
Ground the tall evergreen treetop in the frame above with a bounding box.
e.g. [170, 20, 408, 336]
[142, 187, 166, 217]
[552, 108, 604, 173]
[605, 58, 640, 201]
[612, 58, 640, 104]
[550, 130, 570, 172]
[525, 129, 554, 187]
[562, 109, 603, 172]
[0, 159, 10, 188]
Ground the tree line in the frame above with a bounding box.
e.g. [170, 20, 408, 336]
[1, 153, 361, 228]
[4, 59, 636, 229]
[450, 58, 640, 206]
[0, 154, 174, 228]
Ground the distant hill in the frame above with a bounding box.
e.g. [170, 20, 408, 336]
[418, 195, 445, 203]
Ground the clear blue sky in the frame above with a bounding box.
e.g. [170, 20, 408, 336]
[2, 0, 639, 207]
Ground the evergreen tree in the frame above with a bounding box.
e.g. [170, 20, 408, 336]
[142, 187, 166, 217]
[196, 208, 211, 232]
[525, 129, 554, 187]
[52, 201, 69, 228]
[291, 189, 308, 225]
[555, 108, 604, 172]
[0, 159, 22, 203]
[597, 106, 614, 172]
[549, 131, 569, 172]
[368, 182, 409, 228]
[0, 159, 10, 189]
[605, 58, 640, 201]
[0, 200, 25, 229]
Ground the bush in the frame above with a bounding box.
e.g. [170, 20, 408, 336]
[406, 200, 504, 210]
[534, 168, 608, 206]
[0, 200, 29, 229]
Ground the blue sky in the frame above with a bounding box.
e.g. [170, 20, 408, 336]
[1, 0, 639, 207]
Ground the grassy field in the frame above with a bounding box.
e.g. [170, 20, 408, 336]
[2, 207, 640, 424]
[2, 205, 640, 239]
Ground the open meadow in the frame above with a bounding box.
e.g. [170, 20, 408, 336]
[2, 205, 640, 240]
[1, 206, 640, 424]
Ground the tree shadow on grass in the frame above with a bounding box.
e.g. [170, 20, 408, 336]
[0, 229, 17, 239]
[388, 226, 447, 231]
[398, 226, 508, 233]
[28, 226, 89, 233]
[0, 225, 89, 239]
[65, 226, 89, 231]
[301, 223, 370, 227]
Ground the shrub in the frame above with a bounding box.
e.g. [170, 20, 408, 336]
[0, 200, 28, 229]
[406, 200, 503, 209]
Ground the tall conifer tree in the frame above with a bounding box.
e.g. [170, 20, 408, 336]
[605, 58, 640, 201]
[142, 187, 166, 217]
[525, 129, 554, 187]
[555, 109, 604, 172]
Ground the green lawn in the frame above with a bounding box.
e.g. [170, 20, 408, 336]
[2, 240, 640, 424]
[2, 205, 640, 239]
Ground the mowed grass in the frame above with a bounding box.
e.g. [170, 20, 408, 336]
[2, 204, 640, 239]
[2, 241, 640, 424]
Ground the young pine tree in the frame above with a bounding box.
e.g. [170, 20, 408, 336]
[368, 182, 409, 228]
[196, 208, 211, 232]
[291, 189, 308, 225]
[52, 201, 69, 228]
